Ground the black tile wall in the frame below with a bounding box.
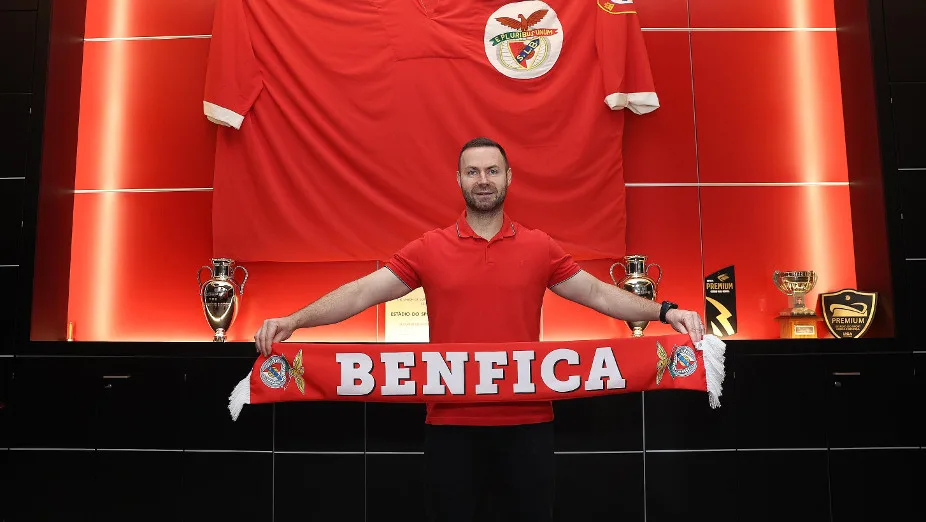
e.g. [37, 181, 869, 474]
[274, 401, 365, 452]
[553, 394, 643, 451]
[182, 451, 274, 522]
[0, 266, 17, 352]
[8, 357, 97, 448]
[735, 355, 827, 449]
[0, 10, 37, 93]
[883, 0, 926, 82]
[900, 171, 926, 259]
[890, 83, 926, 168]
[0, 0, 39, 11]
[553, 453, 645, 522]
[828, 449, 917, 522]
[0, 178, 23, 266]
[8, 450, 94, 521]
[646, 451, 736, 522]
[185, 357, 273, 451]
[0, 94, 31, 179]
[643, 366, 735, 450]
[825, 353, 919, 448]
[273, 453, 365, 521]
[366, 454, 427, 522]
[365, 402, 426, 452]
[734, 450, 830, 522]
[93, 450, 183, 522]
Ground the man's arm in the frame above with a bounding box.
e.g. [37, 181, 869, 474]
[254, 267, 412, 355]
[550, 270, 705, 343]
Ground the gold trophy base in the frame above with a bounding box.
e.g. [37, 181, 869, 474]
[775, 315, 820, 339]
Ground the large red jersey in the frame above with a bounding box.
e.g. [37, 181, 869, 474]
[203, 0, 658, 263]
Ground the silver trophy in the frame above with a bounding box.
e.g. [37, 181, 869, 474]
[198, 258, 248, 342]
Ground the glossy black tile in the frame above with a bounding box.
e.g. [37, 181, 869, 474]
[900, 172, 926, 258]
[93, 358, 186, 450]
[366, 453, 427, 522]
[735, 355, 827, 449]
[645, 451, 736, 522]
[825, 353, 919, 448]
[365, 402, 427, 452]
[274, 400, 365, 452]
[273, 453, 365, 521]
[185, 357, 272, 451]
[92, 450, 183, 522]
[9, 357, 97, 448]
[8, 449, 94, 521]
[0, 178, 23, 266]
[553, 453, 644, 522]
[644, 365, 735, 450]
[0, 11, 37, 93]
[0, 266, 17, 352]
[891, 83, 926, 169]
[0, 95, 31, 180]
[182, 451, 273, 522]
[883, 0, 926, 82]
[553, 394, 643, 452]
[734, 450, 830, 522]
[829, 449, 917, 522]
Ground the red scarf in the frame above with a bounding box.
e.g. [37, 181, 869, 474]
[228, 333, 725, 420]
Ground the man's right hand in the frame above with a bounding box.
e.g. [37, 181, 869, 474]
[254, 317, 297, 357]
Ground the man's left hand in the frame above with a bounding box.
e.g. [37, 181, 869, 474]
[665, 309, 705, 344]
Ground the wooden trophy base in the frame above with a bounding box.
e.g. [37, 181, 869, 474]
[775, 314, 821, 339]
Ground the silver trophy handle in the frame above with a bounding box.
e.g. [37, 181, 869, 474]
[647, 263, 663, 286]
[233, 265, 249, 295]
[609, 262, 625, 285]
[197, 265, 213, 290]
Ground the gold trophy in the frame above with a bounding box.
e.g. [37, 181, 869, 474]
[772, 270, 820, 339]
[198, 258, 248, 342]
[610, 254, 662, 337]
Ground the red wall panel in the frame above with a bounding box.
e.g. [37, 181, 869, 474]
[691, 31, 848, 183]
[542, 187, 704, 341]
[690, 0, 835, 28]
[624, 31, 697, 184]
[699, 185, 857, 339]
[75, 39, 216, 190]
[637, 0, 689, 28]
[85, 0, 216, 39]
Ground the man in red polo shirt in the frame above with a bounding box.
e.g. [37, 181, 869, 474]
[253, 138, 705, 522]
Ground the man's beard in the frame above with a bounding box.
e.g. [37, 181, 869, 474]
[463, 184, 507, 213]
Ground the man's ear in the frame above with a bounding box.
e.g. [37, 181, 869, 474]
[506, 168, 512, 186]
[456, 171, 462, 188]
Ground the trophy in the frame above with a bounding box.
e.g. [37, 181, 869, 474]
[610, 254, 662, 337]
[198, 258, 249, 342]
[772, 270, 820, 338]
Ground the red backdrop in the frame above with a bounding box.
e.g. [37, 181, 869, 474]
[66, 0, 858, 342]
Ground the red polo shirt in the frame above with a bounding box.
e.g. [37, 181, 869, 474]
[384, 210, 582, 425]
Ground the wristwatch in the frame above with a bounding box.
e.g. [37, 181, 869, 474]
[659, 301, 678, 323]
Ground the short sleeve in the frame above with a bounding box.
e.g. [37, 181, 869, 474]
[203, 0, 263, 130]
[384, 236, 426, 290]
[595, 0, 659, 115]
[547, 236, 582, 287]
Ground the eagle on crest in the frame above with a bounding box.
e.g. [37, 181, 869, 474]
[495, 9, 549, 31]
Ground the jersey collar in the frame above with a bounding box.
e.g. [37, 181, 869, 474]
[455, 210, 516, 241]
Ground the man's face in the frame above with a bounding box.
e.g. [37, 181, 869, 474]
[457, 147, 511, 213]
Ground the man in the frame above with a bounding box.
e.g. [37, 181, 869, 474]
[254, 137, 705, 522]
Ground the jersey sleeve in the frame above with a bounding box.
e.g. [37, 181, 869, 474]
[547, 236, 582, 288]
[203, 0, 263, 130]
[383, 236, 426, 291]
[595, 1, 659, 115]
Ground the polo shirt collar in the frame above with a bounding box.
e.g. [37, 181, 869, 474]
[455, 210, 516, 240]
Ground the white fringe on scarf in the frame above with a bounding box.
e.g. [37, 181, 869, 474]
[228, 371, 251, 422]
[696, 334, 726, 409]
[228, 335, 727, 420]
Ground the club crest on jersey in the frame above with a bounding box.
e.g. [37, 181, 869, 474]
[484, 1, 564, 79]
